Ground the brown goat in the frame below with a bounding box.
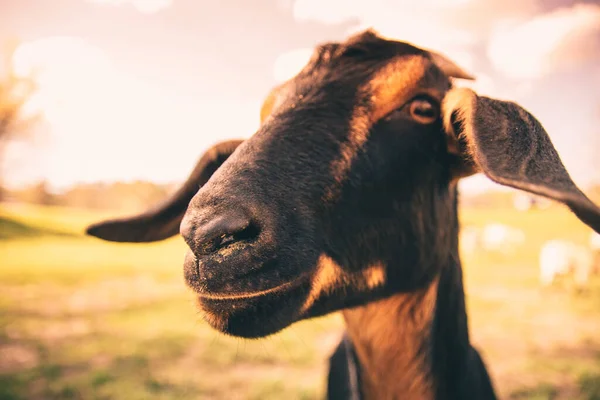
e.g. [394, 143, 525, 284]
[86, 30, 600, 399]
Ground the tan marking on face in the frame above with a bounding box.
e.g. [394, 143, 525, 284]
[260, 89, 278, 123]
[363, 263, 386, 288]
[323, 110, 370, 203]
[259, 83, 292, 123]
[369, 56, 429, 123]
[301, 255, 343, 313]
[442, 87, 481, 180]
[323, 55, 430, 203]
[442, 87, 477, 156]
[301, 255, 387, 313]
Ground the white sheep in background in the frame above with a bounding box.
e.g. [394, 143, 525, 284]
[539, 239, 594, 288]
[480, 223, 526, 254]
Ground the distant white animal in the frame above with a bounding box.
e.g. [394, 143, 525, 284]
[513, 193, 552, 212]
[481, 223, 526, 254]
[539, 239, 594, 288]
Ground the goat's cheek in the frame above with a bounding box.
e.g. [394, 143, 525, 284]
[300, 256, 387, 313]
[363, 264, 386, 289]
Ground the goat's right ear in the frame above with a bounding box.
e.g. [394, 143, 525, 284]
[86, 139, 244, 242]
[442, 87, 600, 234]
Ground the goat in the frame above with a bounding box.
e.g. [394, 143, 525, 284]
[85, 30, 600, 399]
[539, 239, 594, 288]
[480, 223, 526, 255]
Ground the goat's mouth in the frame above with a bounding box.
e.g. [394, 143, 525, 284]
[182, 250, 314, 337]
[193, 278, 304, 301]
[195, 279, 312, 338]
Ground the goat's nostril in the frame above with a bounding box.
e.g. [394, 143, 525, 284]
[190, 212, 260, 256]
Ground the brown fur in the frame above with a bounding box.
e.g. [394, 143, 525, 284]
[369, 56, 430, 123]
[344, 278, 439, 400]
[302, 255, 386, 313]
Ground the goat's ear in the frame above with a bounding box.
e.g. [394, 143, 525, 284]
[86, 139, 244, 242]
[442, 87, 600, 233]
[428, 51, 475, 81]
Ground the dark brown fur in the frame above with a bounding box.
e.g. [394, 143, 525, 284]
[86, 30, 600, 399]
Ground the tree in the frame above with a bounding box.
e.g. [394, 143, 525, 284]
[0, 39, 40, 200]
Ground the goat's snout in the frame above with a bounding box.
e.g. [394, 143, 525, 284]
[180, 208, 259, 257]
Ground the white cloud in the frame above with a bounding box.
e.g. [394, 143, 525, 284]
[12, 36, 114, 119]
[286, 0, 599, 96]
[338, 6, 475, 53]
[13, 36, 111, 77]
[273, 48, 313, 83]
[85, 0, 173, 14]
[488, 4, 600, 79]
[291, 0, 540, 55]
[289, 0, 600, 81]
[284, 0, 510, 95]
[279, 1, 486, 85]
[8, 36, 260, 189]
[294, 0, 364, 25]
[288, 0, 533, 92]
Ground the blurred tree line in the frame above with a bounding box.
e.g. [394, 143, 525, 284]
[2, 180, 179, 213]
[3, 180, 599, 213]
[459, 185, 600, 210]
[0, 39, 40, 201]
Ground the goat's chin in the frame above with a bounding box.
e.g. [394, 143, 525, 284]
[195, 280, 312, 338]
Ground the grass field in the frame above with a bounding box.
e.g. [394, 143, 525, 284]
[1, 202, 599, 400]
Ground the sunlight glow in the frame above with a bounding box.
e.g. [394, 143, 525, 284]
[85, 0, 173, 14]
[488, 4, 600, 79]
[9, 36, 260, 190]
[273, 48, 313, 83]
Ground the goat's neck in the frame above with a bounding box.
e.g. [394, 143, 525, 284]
[340, 188, 485, 399]
[342, 260, 474, 400]
[342, 275, 440, 399]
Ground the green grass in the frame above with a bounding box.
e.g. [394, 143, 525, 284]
[1, 202, 600, 399]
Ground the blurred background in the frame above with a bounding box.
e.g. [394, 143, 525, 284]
[1, 0, 599, 399]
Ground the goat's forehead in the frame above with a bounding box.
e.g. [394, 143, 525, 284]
[260, 31, 452, 124]
[311, 29, 425, 64]
[367, 56, 448, 122]
[272, 50, 447, 121]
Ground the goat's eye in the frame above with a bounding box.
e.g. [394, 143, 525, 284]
[409, 98, 438, 124]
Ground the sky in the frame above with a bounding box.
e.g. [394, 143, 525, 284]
[1, 0, 599, 193]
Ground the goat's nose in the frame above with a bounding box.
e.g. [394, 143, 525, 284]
[180, 210, 258, 256]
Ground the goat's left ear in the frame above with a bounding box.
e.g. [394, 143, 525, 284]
[86, 139, 244, 242]
[442, 87, 600, 233]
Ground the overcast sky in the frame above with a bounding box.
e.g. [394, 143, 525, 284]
[1, 0, 599, 193]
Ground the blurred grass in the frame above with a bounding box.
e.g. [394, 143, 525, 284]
[1, 202, 599, 399]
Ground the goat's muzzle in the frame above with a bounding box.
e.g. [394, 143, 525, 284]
[180, 209, 259, 256]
